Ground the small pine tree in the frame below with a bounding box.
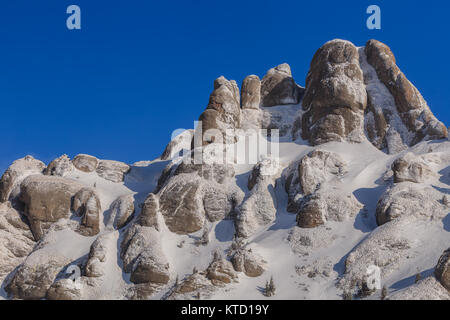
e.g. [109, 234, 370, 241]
[343, 290, 352, 300]
[193, 267, 198, 274]
[269, 276, 276, 294]
[175, 275, 179, 286]
[381, 285, 388, 300]
[196, 292, 201, 300]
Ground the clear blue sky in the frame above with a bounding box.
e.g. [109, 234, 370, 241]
[1, 0, 449, 173]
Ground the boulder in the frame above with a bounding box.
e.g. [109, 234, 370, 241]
[298, 150, 347, 196]
[365, 40, 447, 144]
[72, 154, 99, 173]
[72, 188, 101, 236]
[302, 39, 367, 145]
[19, 175, 84, 240]
[241, 75, 261, 109]
[297, 190, 363, 228]
[46, 278, 82, 300]
[0, 203, 35, 283]
[375, 182, 445, 226]
[260, 63, 303, 107]
[106, 194, 135, 230]
[0, 155, 45, 203]
[392, 152, 436, 183]
[121, 225, 170, 285]
[231, 249, 266, 277]
[206, 259, 238, 286]
[85, 234, 109, 278]
[44, 154, 73, 177]
[161, 129, 194, 161]
[435, 248, 450, 291]
[5, 252, 69, 300]
[96, 160, 130, 183]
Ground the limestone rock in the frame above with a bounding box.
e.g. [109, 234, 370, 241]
[302, 39, 367, 144]
[260, 63, 303, 107]
[96, 160, 130, 183]
[297, 190, 362, 228]
[19, 175, 84, 240]
[161, 129, 194, 161]
[435, 248, 450, 291]
[0, 155, 45, 203]
[47, 278, 82, 300]
[241, 75, 261, 109]
[106, 194, 135, 230]
[206, 259, 238, 286]
[139, 193, 159, 229]
[72, 188, 101, 236]
[72, 154, 99, 173]
[299, 150, 347, 196]
[375, 182, 445, 226]
[392, 152, 436, 183]
[6, 253, 69, 300]
[85, 234, 109, 278]
[44, 154, 73, 177]
[365, 40, 447, 145]
[231, 249, 266, 277]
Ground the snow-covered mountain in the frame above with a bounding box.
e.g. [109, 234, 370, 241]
[0, 39, 449, 300]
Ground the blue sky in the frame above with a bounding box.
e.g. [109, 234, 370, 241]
[1, 0, 449, 173]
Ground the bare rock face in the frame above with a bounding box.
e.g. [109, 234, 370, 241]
[231, 249, 266, 277]
[139, 193, 159, 229]
[260, 63, 303, 107]
[206, 258, 238, 286]
[299, 150, 347, 196]
[106, 194, 135, 230]
[365, 40, 447, 145]
[44, 154, 73, 177]
[20, 175, 84, 240]
[72, 188, 101, 236]
[121, 225, 170, 285]
[392, 152, 436, 183]
[435, 248, 450, 291]
[96, 160, 130, 183]
[241, 75, 261, 109]
[6, 252, 69, 300]
[375, 182, 445, 226]
[158, 175, 205, 234]
[302, 40, 367, 145]
[388, 277, 450, 300]
[72, 154, 99, 173]
[296, 190, 362, 228]
[0, 155, 46, 203]
[47, 278, 82, 300]
[0, 202, 35, 283]
[196, 76, 241, 146]
[174, 162, 235, 185]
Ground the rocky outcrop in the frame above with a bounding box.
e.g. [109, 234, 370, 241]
[46, 278, 82, 300]
[375, 182, 445, 226]
[139, 193, 159, 229]
[297, 190, 362, 228]
[161, 130, 194, 161]
[0, 155, 45, 203]
[0, 202, 35, 283]
[72, 154, 99, 173]
[236, 158, 278, 238]
[72, 188, 101, 236]
[391, 152, 436, 183]
[206, 258, 238, 286]
[106, 194, 135, 230]
[302, 40, 367, 145]
[364, 40, 447, 146]
[231, 249, 266, 277]
[44, 154, 73, 177]
[6, 252, 69, 300]
[195, 76, 240, 146]
[85, 234, 109, 278]
[241, 75, 261, 109]
[435, 248, 450, 291]
[260, 63, 303, 107]
[96, 160, 130, 183]
[299, 150, 347, 196]
[121, 225, 170, 285]
[20, 175, 83, 240]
